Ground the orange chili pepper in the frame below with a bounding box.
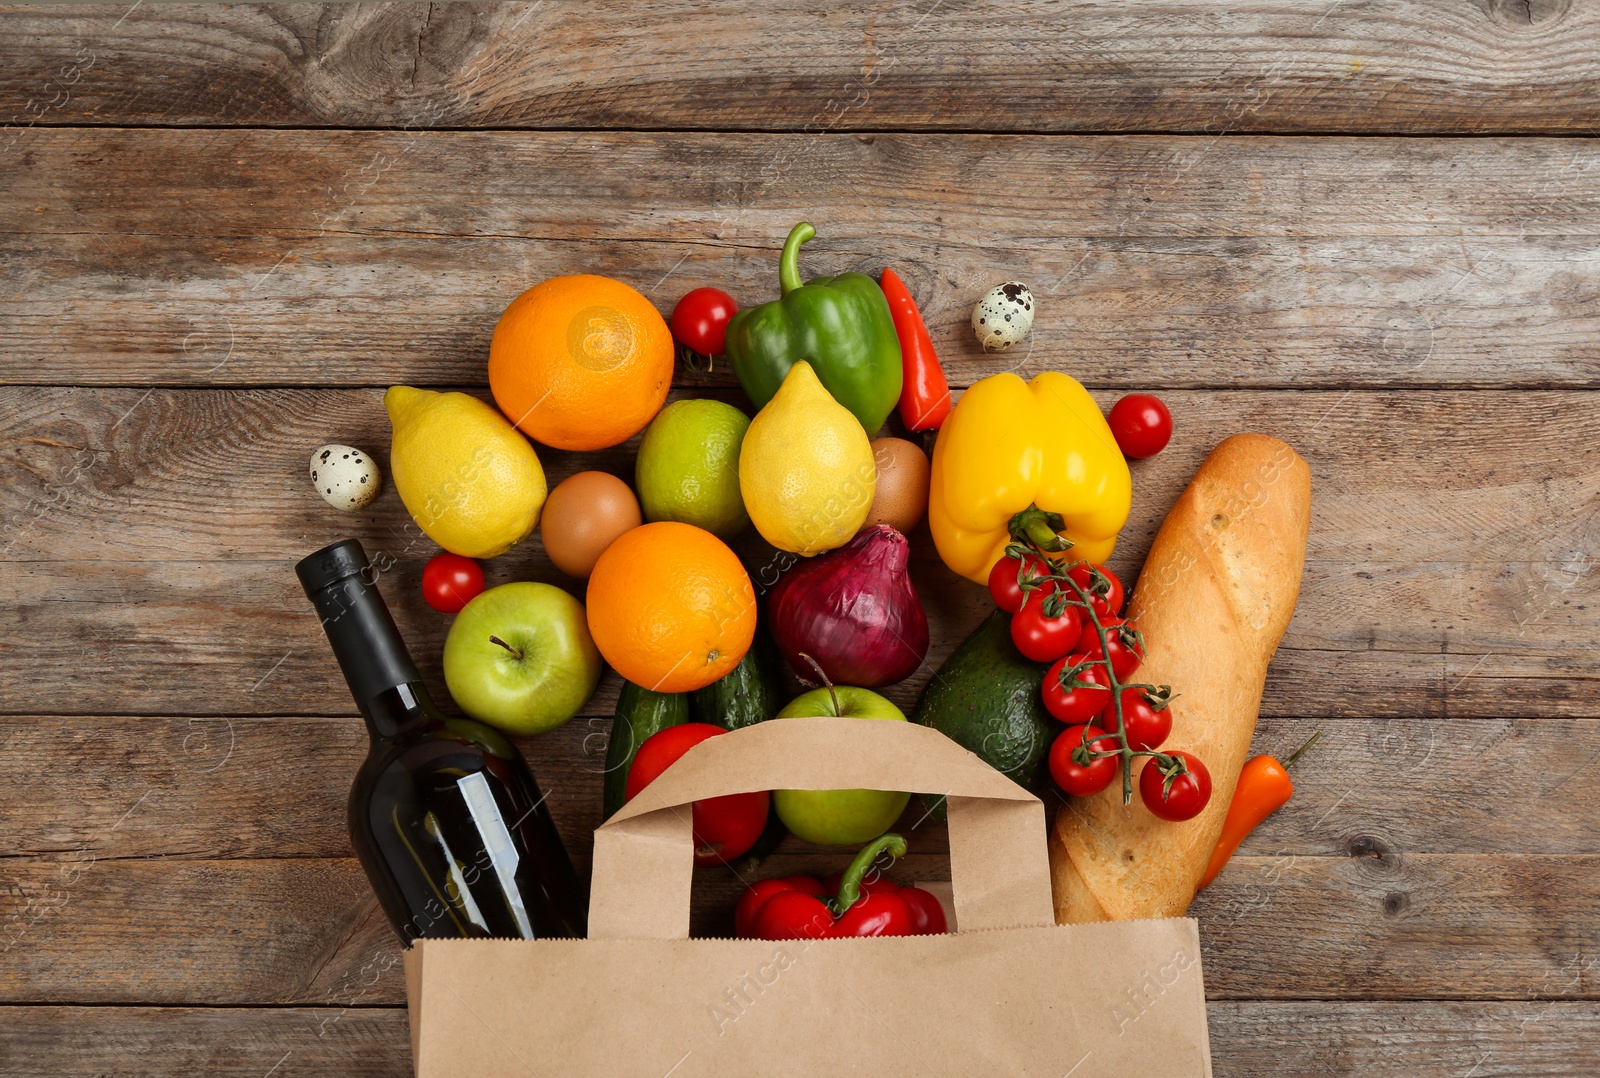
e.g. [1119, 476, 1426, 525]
[1198, 731, 1320, 890]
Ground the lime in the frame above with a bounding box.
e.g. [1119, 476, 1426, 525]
[635, 399, 751, 539]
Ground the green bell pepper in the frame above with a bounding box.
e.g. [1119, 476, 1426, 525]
[726, 222, 903, 435]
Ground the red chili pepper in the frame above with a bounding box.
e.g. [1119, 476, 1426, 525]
[880, 268, 952, 431]
[736, 834, 948, 939]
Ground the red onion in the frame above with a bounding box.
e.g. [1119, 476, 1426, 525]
[768, 525, 929, 688]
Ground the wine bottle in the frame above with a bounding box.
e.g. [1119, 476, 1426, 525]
[296, 539, 586, 943]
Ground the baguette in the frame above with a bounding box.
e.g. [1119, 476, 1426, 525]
[1050, 433, 1311, 923]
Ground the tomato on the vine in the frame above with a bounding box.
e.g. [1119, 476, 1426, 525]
[421, 552, 485, 614]
[1041, 654, 1112, 724]
[626, 724, 769, 863]
[1109, 394, 1173, 459]
[1011, 595, 1081, 663]
[1066, 563, 1124, 618]
[987, 552, 1052, 614]
[1139, 751, 1211, 821]
[1079, 620, 1144, 680]
[670, 287, 739, 356]
[1105, 686, 1172, 751]
[1049, 725, 1120, 797]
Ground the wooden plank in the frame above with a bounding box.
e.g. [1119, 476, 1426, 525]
[5, 2, 1600, 135]
[5, 130, 1600, 387]
[4, 713, 1599, 863]
[4, 1001, 1600, 1077]
[2, 853, 1596, 1004]
[0, 1007, 414, 1078]
[3, 387, 1596, 718]
[1206, 1002, 1600, 1076]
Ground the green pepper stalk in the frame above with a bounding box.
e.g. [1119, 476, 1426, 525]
[779, 222, 816, 295]
[830, 832, 908, 917]
[1007, 505, 1074, 554]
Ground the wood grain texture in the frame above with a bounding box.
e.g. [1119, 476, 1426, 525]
[5, 1002, 1600, 1077]
[5, 2, 1600, 134]
[3, 853, 1597, 1004]
[3, 713, 1599, 864]
[5, 130, 1600, 387]
[3, 387, 1595, 718]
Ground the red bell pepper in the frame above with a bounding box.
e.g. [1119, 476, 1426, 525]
[735, 834, 948, 939]
[880, 268, 952, 431]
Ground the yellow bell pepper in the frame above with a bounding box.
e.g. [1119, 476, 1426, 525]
[929, 371, 1132, 584]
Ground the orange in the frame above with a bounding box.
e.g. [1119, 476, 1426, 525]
[489, 274, 674, 451]
[586, 522, 757, 693]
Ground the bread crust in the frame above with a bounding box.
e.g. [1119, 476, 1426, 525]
[1049, 433, 1311, 923]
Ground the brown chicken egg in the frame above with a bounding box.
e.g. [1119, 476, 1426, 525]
[540, 471, 642, 578]
[863, 437, 930, 535]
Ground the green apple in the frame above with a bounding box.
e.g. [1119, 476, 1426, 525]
[772, 686, 911, 846]
[443, 582, 602, 735]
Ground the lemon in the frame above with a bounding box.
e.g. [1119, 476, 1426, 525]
[635, 399, 751, 540]
[739, 362, 876, 555]
[384, 386, 547, 558]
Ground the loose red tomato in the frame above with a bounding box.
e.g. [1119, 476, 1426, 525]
[1065, 562, 1124, 618]
[1049, 725, 1120, 797]
[1139, 751, 1212, 821]
[1041, 655, 1113, 724]
[986, 552, 1053, 614]
[1010, 597, 1081, 663]
[421, 552, 485, 614]
[626, 723, 769, 863]
[1109, 394, 1173, 459]
[1079, 620, 1144, 680]
[1105, 687, 1172, 752]
[670, 287, 739, 356]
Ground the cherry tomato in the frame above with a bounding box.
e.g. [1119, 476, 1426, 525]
[1109, 394, 1173, 459]
[1010, 598, 1081, 663]
[1139, 751, 1212, 821]
[1079, 620, 1144, 680]
[1049, 725, 1120, 797]
[1065, 563, 1125, 618]
[1041, 655, 1112, 724]
[986, 552, 1053, 614]
[670, 287, 739, 356]
[625, 723, 769, 864]
[421, 552, 485, 614]
[1105, 687, 1172, 752]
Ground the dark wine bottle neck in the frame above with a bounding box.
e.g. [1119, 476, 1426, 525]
[297, 541, 430, 740]
[362, 680, 441, 741]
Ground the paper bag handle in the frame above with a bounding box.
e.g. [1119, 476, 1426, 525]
[589, 716, 1055, 939]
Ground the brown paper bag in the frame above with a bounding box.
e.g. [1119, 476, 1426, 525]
[404, 716, 1212, 1076]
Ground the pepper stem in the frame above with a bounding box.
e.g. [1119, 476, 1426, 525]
[1008, 504, 1073, 553]
[1284, 730, 1323, 769]
[779, 221, 816, 296]
[831, 833, 907, 917]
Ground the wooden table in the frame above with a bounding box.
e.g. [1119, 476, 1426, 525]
[4, 4, 1599, 1074]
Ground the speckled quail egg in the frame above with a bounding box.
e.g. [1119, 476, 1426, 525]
[971, 282, 1035, 351]
[309, 444, 382, 511]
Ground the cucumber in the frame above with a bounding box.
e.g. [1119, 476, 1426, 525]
[693, 633, 784, 731]
[912, 609, 1054, 819]
[602, 681, 691, 819]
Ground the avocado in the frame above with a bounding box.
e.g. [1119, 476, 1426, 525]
[912, 609, 1054, 818]
[602, 681, 690, 820]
